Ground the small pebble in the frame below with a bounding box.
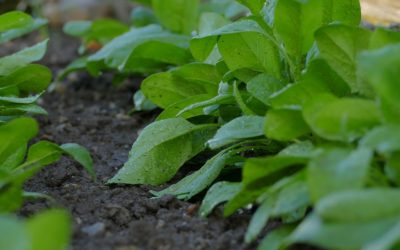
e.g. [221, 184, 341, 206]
[81, 222, 105, 236]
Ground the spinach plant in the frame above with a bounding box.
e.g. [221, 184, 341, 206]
[0, 11, 94, 249]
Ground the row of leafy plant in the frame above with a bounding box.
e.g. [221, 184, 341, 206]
[62, 0, 400, 249]
[0, 11, 94, 250]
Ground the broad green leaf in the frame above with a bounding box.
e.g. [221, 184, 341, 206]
[88, 25, 189, 71]
[0, 40, 48, 76]
[247, 73, 285, 106]
[0, 118, 38, 171]
[301, 58, 350, 97]
[108, 119, 217, 185]
[60, 143, 95, 180]
[303, 93, 381, 142]
[207, 116, 264, 149]
[0, 11, 32, 32]
[315, 24, 371, 94]
[152, 0, 199, 35]
[151, 150, 234, 200]
[141, 72, 210, 109]
[360, 125, 400, 155]
[264, 109, 310, 141]
[199, 181, 241, 217]
[316, 189, 400, 223]
[171, 63, 221, 87]
[121, 41, 192, 72]
[190, 19, 270, 62]
[0, 64, 52, 93]
[217, 32, 281, 79]
[0, 18, 47, 44]
[27, 210, 70, 250]
[0, 215, 29, 250]
[307, 148, 372, 201]
[25, 141, 62, 167]
[358, 45, 400, 124]
[290, 214, 399, 250]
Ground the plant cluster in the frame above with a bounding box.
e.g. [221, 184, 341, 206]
[64, 0, 400, 248]
[0, 11, 94, 250]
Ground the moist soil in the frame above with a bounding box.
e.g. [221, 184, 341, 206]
[15, 31, 265, 250]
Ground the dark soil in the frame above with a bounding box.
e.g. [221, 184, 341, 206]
[18, 31, 263, 250]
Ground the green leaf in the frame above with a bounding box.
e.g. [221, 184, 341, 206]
[88, 25, 190, 71]
[27, 210, 70, 250]
[0, 118, 38, 171]
[171, 63, 221, 87]
[141, 72, 210, 109]
[289, 214, 399, 250]
[217, 30, 281, 79]
[360, 125, 400, 155]
[25, 141, 62, 167]
[0, 18, 47, 44]
[131, 6, 158, 27]
[0, 215, 29, 250]
[0, 11, 32, 33]
[274, 0, 361, 77]
[151, 150, 234, 200]
[109, 118, 217, 185]
[316, 189, 400, 223]
[207, 116, 264, 149]
[152, 0, 199, 35]
[60, 143, 95, 180]
[358, 45, 400, 124]
[0, 40, 48, 76]
[258, 226, 294, 250]
[199, 181, 241, 217]
[247, 73, 285, 106]
[63, 20, 92, 37]
[122, 41, 192, 72]
[224, 155, 308, 216]
[307, 148, 372, 201]
[264, 109, 310, 141]
[156, 94, 214, 120]
[315, 24, 371, 94]
[246, 197, 275, 243]
[190, 19, 270, 62]
[133, 90, 157, 112]
[0, 64, 52, 93]
[303, 93, 381, 142]
[237, 0, 265, 14]
[0, 92, 43, 104]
